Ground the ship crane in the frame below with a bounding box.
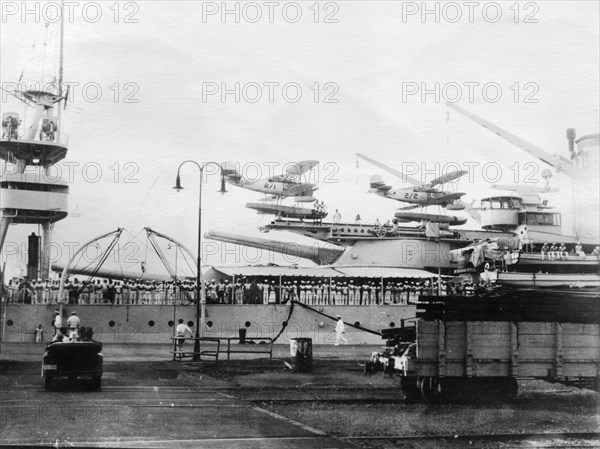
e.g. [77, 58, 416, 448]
[447, 103, 599, 244]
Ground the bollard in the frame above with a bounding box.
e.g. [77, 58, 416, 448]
[290, 337, 313, 372]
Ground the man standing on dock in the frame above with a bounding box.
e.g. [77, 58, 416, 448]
[334, 315, 348, 346]
[53, 311, 62, 336]
[67, 312, 80, 338]
[175, 319, 193, 360]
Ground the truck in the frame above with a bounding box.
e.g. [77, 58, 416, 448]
[42, 326, 103, 390]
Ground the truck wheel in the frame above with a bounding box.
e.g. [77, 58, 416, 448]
[91, 376, 101, 390]
[44, 376, 53, 389]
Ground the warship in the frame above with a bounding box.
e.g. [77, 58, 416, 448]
[1, 18, 598, 346]
[207, 119, 599, 272]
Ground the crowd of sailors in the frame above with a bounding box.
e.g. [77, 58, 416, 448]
[2, 114, 57, 141]
[5, 277, 486, 305]
[539, 242, 600, 260]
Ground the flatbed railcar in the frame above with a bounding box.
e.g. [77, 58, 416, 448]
[367, 292, 600, 402]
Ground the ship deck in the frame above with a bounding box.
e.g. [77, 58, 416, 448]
[264, 219, 510, 243]
[0, 138, 68, 165]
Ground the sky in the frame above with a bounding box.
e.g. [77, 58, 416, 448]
[1, 1, 599, 279]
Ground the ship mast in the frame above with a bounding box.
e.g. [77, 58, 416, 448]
[56, 0, 65, 144]
[0, 7, 70, 283]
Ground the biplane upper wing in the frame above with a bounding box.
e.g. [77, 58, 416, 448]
[286, 160, 319, 177]
[446, 103, 578, 178]
[429, 170, 468, 187]
[356, 153, 422, 186]
[271, 160, 319, 182]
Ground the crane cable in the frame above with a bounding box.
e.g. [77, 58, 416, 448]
[291, 300, 382, 336]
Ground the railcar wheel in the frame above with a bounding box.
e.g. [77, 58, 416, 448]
[91, 376, 101, 390]
[504, 378, 518, 398]
[419, 376, 442, 403]
[400, 377, 420, 402]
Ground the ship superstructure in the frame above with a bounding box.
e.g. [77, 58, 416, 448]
[448, 103, 599, 245]
[0, 20, 69, 280]
[207, 105, 599, 277]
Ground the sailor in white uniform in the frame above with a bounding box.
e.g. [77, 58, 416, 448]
[334, 315, 348, 346]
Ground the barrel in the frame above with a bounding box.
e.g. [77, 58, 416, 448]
[290, 337, 313, 372]
[238, 328, 247, 344]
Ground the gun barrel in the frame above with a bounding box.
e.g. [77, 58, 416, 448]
[204, 230, 344, 265]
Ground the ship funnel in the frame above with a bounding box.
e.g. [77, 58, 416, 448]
[205, 230, 344, 265]
[566, 128, 576, 157]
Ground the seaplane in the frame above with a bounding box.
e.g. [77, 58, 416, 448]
[222, 160, 327, 220]
[356, 153, 467, 211]
[222, 160, 319, 202]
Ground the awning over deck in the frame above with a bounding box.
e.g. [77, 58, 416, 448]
[205, 266, 341, 279]
[331, 266, 436, 279]
[204, 265, 437, 280]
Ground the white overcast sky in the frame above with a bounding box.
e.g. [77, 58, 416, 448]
[1, 1, 598, 278]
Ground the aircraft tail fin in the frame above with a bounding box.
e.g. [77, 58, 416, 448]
[221, 161, 241, 179]
[369, 174, 392, 192]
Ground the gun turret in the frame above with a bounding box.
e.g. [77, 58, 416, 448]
[204, 230, 344, 265]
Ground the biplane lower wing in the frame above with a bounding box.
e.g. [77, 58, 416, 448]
[429, 192, 465, 205]
[396, 204, 420, 211]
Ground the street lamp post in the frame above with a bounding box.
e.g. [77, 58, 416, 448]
[174, 161, 227, 362]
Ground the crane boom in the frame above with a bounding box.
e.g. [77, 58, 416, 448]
[446, 103, 578, 178]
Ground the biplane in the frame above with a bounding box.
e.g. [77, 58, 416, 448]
[356, 153, 467, 211]
[222, 160, 319, 202]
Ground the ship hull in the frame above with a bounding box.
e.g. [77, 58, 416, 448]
[2, 304, 415, 345]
